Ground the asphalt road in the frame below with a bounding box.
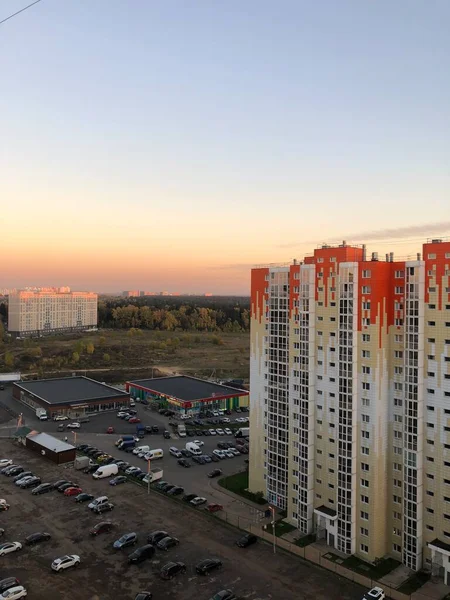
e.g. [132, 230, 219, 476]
[0, 440, 366, 600]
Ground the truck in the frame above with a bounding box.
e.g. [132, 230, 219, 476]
[74, 456, 90, 470]
[142, 467, 163, 484]
[136, 424, 145, 439]
[93, 463, 119, 479]
[115, 435, 135, 447]
[118, 439, 136, 451]
[177, 423, 186, 438]
[35, 408, 48, 421]
[235, 427, 249, 438]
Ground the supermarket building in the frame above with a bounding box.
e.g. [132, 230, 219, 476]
[127, 375, 248, 416]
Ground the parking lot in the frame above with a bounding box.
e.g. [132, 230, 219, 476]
[0, 439, 366, 600]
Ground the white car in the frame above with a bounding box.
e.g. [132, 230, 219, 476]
[216, 428, 225, 435]
[15, 476, 33, 486]
[221, 417, 230, 423]
[193, 440, 204, 447]
[213, 449, 226, 459]
[212, 411, 220, 417]
[0, 586, 27, 600]
[66, 423, 80, 429]
[363, 588, 385, 600]
[51, 554, 81, 572]
[236, 417, 248, 423]
[54, 415, 68, 421]
[0, 460, 12, 468]
[0, 542, 22, 556]
[209, 429, 217, 436]
[169, 447, 182, 458]
[190, 496, 207, 506]
[229, 447, 240, 456]
[224, 450, 234, 458]
[224, 428, 232, 436]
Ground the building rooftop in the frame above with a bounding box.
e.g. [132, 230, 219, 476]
[26, 431, 75, 453]
[14, 377, 128, 406]
[128, 375, 247, 402]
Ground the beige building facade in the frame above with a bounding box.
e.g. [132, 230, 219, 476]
[250, 239, 450, 580]
[8, 290, 97, 336]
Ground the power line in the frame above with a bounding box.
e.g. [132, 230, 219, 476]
[0, 0, 43, 26]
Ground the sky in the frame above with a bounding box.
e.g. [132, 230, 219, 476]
[1, 0, 449, 294]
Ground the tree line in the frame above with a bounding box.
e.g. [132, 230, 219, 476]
[98, 297, 250, 332]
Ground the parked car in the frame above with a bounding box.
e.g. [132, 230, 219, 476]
[57, 483, 76, 493]
[128, 544, 156, 564]
[209, 429, 217, 436]
[0, 504, 9, 513]
[236, 533, 257, 548]
[209, 454, 220, 463]
[113, 532, 137, 549]
[0, 579, 20, 595]
[0, 542, 22, 556]
[167, 486, 184, 496]
[75, 493, 94, 503]
[129, 417, 141, 424]
[52, 480, 70, 489]
[64, 487, 82, 497]
[0, 465, 18, 475]
[93, 503, 114, 515]
[216, 428, 225, 436]
[90, 521, 114, 536]
[24, 532, 51, 546]
[13, 471, 32, 483]
[163, 430, 171, 439]
[362, 587, 386, 600]
[157, 536, 179, 551]
[190, 497, 207, 507]
[177, 459, 191, 468]
[213, 450, 225, 460]
[208, 591, 236, 600]
[106, 427, 114, 434]
[66, 422, 80, 429]
[51, 554, 80, 572]
[160, 561, 186, 580]
[196, 558, 223, 575]
[134, 593, 152, 600]
[5, 467, 24, 477]
[182, 493, 197, 503]
[147, 530, 168, 545]
[0, 460, 12, 468]
[31, 483, 53, 495]
[224, 428, 233, 436]
[206, 503, 223, 513]
[0, 586, 27, 599]
[109, 476, 127, 486]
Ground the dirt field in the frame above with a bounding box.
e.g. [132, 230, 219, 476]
[0, 440, 365, 600]
[2, 330, 250, 384]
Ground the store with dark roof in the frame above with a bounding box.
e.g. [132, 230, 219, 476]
[126, 375, 249, 416]
[13, 376, 129, 419]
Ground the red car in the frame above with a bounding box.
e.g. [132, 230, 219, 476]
[64, 486, 82, 497]
[106, 427, 114, 434]
[128, 417, 141, 424]
[206, 503, 223, 513]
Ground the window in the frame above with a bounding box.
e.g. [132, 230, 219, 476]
[361, 511, 369, 520]
[360, 527, 369, 536]
[394, 398, 403, 407]
[362, 270, 371, 278]
[393, 511, 401, 520]
[395, 287, 404, 294]
[362, 414, 370, 423]
[393, 463, 401, 471]
[361, 479, 369, 488]
[362, 317, 371, 326]
[361, 463, 369, 472]
[362, 398, 370, 407]
[395, 334, 403, 343]
[428, 253, 436, 259]
[395, 318, 403, 326]
[394, 350, 403, 359]
[394, 414, 402, 423]
[362, 382, 370, 390]
[395, 270, 404, 278]
[360, 544, 369, 553]
[393, 479, 402, 487]
[361, 447, 369, 455]
[362, 366, 371, 374]
[362, 301, 371, 310]
[428, 321, 436, 327]
[362, 286, 371, 294]
[393, 495, 401, 503]
[394, 366, 403, 375]
[393, 543, 401, 553]
[361, 431, 370, 439]
[362, 334, 370, 342]
[394, 430, 403, 439]
[362, 350, 371, 358]
[393, 527, 401, 536]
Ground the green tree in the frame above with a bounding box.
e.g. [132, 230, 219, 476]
[103, 353, 111, 362]
[212, 335, 224, 346]
[4, 351, 14, 368]
[74, 341, 85, 354]
[98, 336, 106, 346]
[86, 342, 95, 355]
[30, 346, 42, 357]
[72, 351, 80, 364]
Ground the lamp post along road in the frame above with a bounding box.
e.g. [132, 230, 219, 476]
[147, 459, 151, 495]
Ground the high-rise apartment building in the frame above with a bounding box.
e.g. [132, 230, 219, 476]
[249, 239, 450, 581]
[8, 290, 98, 337]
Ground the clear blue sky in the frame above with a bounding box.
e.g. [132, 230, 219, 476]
[1, 0, 449, 293]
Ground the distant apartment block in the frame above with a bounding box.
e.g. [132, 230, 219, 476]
[8, 290, 98, 337]
[249, 238, 450, 581]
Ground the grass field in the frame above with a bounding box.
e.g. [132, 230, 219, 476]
[0, 329, 250, 384]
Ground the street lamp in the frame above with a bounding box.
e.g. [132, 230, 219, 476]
[147, 459, 151, 496]
[270, 506, 276, 554]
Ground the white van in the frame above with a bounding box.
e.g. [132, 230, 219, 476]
[133, 445, 150, 455]
[88, 495, 109, 510]
[92, 464, 118, 480]
[146, 448, 164, 460]
[186, 442, 202, 456]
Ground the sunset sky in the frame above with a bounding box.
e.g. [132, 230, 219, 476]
[1, 1, 449, 294]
